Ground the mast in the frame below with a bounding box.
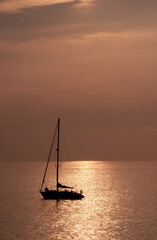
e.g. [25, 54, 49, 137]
[56, 118, 60, 191]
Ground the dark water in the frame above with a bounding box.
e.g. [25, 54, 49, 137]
[0, 161, 157, 240]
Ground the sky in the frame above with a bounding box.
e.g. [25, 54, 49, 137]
[0, 0, 157, 161]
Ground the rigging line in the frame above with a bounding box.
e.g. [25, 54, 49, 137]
[40, 122, 58, 191]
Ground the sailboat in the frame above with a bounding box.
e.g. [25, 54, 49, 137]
[39, 118, 84, 200]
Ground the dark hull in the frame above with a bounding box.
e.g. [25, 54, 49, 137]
[40, 190, 84, 200]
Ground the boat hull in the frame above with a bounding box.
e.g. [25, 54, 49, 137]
[40, 190, 84, 200]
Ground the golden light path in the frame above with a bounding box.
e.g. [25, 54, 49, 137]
[48, 160, 122, 240]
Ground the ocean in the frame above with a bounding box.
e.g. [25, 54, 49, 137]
[0, 161, 157, 240]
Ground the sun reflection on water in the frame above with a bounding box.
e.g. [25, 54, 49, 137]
[53, 161, 119, 239]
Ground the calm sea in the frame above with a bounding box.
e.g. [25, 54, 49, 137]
[0, 161, 157, 240]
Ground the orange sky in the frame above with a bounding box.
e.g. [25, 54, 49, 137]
[1, 0, 157, 161]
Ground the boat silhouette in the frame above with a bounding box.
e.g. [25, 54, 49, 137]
[39, 118, 84, 200]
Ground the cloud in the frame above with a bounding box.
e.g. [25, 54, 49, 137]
[0, 0, 157, 41]
[0, 0, 75, 13]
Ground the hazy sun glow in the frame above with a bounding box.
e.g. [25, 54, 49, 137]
[75, 0, 94, 8]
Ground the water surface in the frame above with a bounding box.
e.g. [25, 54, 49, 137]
[0, 161, 157, 240]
